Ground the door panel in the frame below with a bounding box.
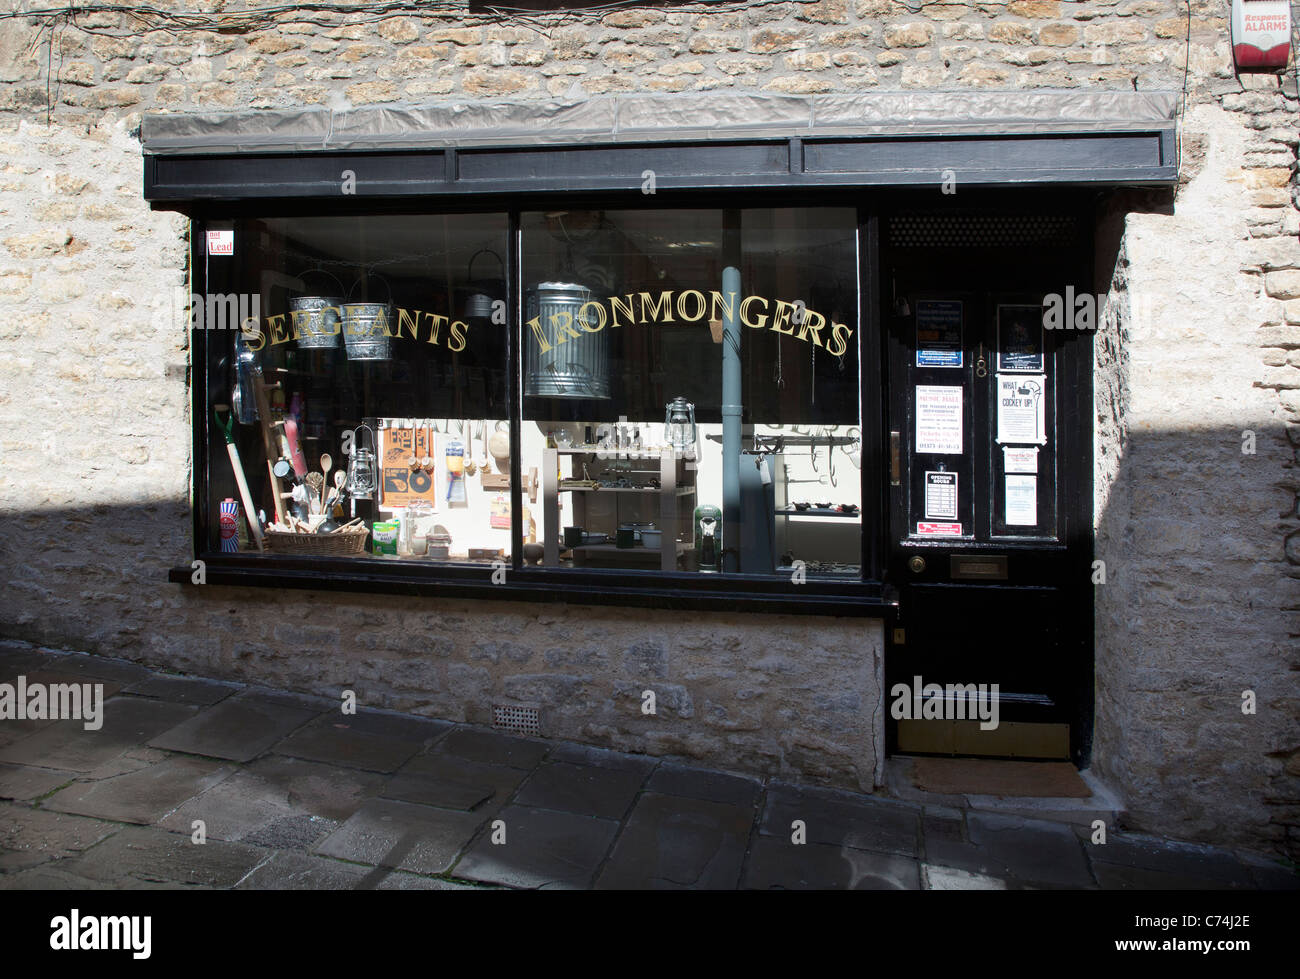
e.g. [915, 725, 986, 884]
[881, 204, 1094, 764]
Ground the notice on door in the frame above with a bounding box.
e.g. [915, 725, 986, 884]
[916, 521, 963, 537]
[915, 385, 963, 454]
[924, 471, 958, 521]
[997, 304, 1044, 373]
[1003, 446, 1038, 474]
[995, 374, 1046, 445]
[916, 300, 963, 368]
[1005, 474, 1038, 526]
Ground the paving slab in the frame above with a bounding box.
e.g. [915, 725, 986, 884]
[275, 711, 448, 773]
[147, 694, 322, 762]
[0, 642, 55, 677]
[240, 686, 337, 712]
[431, 727, 549, 770]
[513, 761, 645, 820]
[0, 763, 75, 802]
[923, 864, 1010, 890]
[646, 762, 762, 808]
[391, 750, 528, 811]
[61, 825, 267, 888]
[123, 674, 242, 706]
[234, 851, 371, 889]
[760, 782, 921, 859]
[32, 653, 154, 686]
[381, 771, 495, 812]
[0, 695, 198, 773]
[43, 755, 235, 825]
[544, 742, 658, 775]
[246, 755, 389, 822]
[1236, 851, 1300, 890]
[81, 747, 172, 782]
[157, 769, 338, 848]
[1091, 863, 1251, 890]
[1084, 832, 1259, 888]
[744, 837, 921, 890]
[375, 871, 491, 890]
[0, 863, 213, 890]
[0, 670, 125, 744]
[595, 792, 751, 890]
[0, 801, 120, 871]
[455, 804, 620, 889]
[312, 798, 486, 875]
[924, 812, 1093, 888]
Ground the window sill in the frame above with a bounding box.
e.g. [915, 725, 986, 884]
[168, 554, 896, 618]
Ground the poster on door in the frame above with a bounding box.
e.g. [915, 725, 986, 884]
[915, 385, 963, 454]
[1005, 474, 1038, 526]
[995, 374, 1046, 445]
[916, 300, 963, 368]
[997, 304, 1044, 373]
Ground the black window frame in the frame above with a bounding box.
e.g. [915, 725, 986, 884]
[170, 189, 892, 616]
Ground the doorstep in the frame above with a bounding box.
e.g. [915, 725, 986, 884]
[883, 755, 1127, 829]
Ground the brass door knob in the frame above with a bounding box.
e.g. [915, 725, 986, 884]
[908, 555, 926, 574]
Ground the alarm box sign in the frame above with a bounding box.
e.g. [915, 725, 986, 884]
[1232, 0, 1291, 72]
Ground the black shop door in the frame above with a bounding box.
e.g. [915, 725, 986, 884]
[881, 202, 1095, 766]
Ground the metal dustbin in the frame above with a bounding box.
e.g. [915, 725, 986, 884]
[290, 296, 342, 350]
[341, 301, 392, 361]
[525, 282, 609, 399]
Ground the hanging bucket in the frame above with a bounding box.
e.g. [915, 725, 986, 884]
[525, 282, 609, 399]
[342, 274, 392, 362]
[291, 269, 345, 350]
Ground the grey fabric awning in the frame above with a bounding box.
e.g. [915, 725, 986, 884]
[141, 90, 1179, 154]
[141, 90, 1180, 202]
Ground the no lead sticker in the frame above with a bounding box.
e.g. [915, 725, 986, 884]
[206, 230, 234, 256]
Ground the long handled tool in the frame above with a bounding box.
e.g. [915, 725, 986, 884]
[214, 405, 265, 552]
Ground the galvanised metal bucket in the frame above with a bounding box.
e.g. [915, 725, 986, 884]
[341, 302, 392, 361]
[290, 296, 343, 349]
[525, 282, 609, 399]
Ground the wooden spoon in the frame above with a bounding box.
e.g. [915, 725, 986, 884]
[421, 423, 434, 473]
[320, 452, 333, 500]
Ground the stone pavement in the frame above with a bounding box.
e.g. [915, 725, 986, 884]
[0, 641, 1296, 891]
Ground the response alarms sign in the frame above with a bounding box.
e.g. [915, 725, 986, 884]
[1232, 0, 1291, 72]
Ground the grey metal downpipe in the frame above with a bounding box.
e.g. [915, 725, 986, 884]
[722, 209, 742, 572]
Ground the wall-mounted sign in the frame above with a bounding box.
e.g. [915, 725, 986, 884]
[997, 304, 1044, 373]
[924, 471, 958, 521]
[1232, 0, 1291, 72]
[1005, 474, 1038, 526]
[916, 300, 963, 368]
[915, 385, 963, 454]
[995, 374, 1046, 445]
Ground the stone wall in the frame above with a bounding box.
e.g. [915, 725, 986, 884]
[0, 1, 1297, 855]
[1092, 93, 1300, 861]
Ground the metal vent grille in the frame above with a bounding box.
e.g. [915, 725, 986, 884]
[887, 213, 1079, 249]
[493, 704, 540, 737]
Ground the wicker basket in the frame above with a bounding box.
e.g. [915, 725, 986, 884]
[264, 526, 370, 556]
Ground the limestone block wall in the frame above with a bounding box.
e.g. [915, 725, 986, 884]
[1093, 93, 1300, 861]
[0, 1, 1296, 851]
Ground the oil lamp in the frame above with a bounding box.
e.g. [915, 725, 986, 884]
[664, 396, 697, 456]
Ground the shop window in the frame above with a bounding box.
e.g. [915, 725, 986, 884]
[196, 206, 867, 586]
[521, 206, 862, 577]
[202, 213, 512, 561]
